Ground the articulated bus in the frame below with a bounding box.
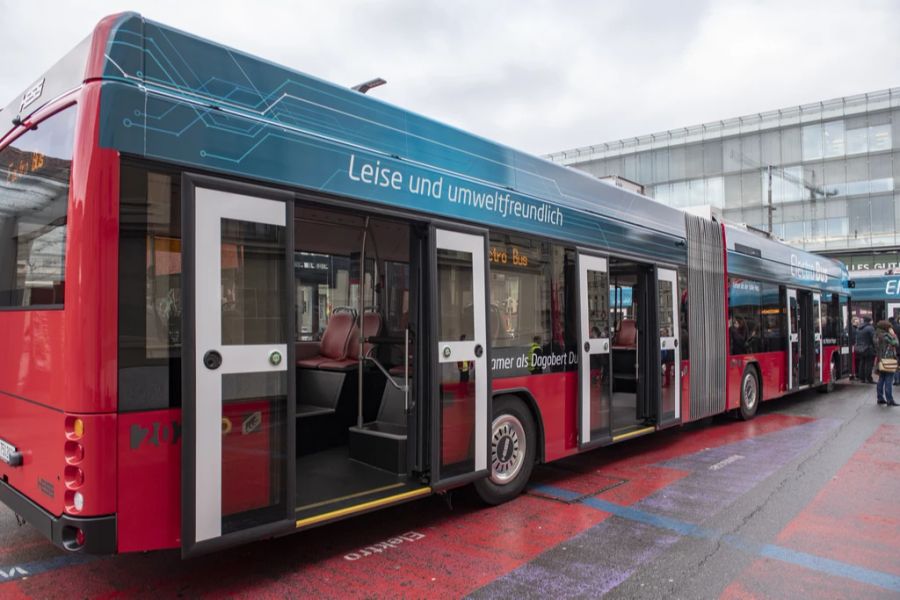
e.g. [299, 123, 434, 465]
[0, 14, 850, 556]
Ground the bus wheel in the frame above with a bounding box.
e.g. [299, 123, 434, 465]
[474, 396, 536, 505]
[739, 365, 760, 421]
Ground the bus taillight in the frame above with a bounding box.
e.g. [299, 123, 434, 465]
[65, 416, 84, 440]
[64, 440, 84, 464]
[61, 525, 85, 551]
[65, 490, 84, 513]
[64, 465, 84, 488]
[64, 420, 85, 514]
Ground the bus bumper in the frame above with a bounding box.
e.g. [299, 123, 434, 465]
[0, 478, 116, 554]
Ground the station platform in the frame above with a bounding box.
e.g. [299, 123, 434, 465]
[1, 381, 899, 598]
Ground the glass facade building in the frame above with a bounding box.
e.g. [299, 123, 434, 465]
[545, 87, 900, 270]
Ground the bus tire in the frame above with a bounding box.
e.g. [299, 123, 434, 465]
[738, 365, 760, 421]
[474, 395, 536, 505]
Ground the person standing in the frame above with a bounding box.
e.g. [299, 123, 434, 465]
[873, 320, 899, 405]
[856, 317, 876, 383]
[891, 317, 900, 385]
[729, 316, 747, 354]
[849, 317, 859, 380]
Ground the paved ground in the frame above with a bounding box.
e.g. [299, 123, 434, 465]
[1, 381, 899, 599]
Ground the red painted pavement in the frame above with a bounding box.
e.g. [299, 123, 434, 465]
[531, 414, 813, 508]
[722, 423, 900, 598]
[722, 558, 891, 600]
[2, 413, 814, 598]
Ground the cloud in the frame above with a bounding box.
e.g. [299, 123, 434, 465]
[1, 0, 897, 155]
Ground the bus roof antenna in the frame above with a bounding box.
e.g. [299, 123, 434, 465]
[352, 78, 387, 94]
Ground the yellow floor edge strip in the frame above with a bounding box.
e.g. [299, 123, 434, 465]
[612, 425, 656, 443]
[295, 487, 431, 529]
[295, 483, 405, 513]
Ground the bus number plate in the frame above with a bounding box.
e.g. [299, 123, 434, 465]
[0, 439, 16, 464]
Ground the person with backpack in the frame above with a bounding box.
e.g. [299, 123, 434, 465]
[873, 320, 899, 406]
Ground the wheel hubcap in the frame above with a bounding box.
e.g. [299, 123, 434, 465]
[491, 414, 526, 485]
[743, 373, 757, 410]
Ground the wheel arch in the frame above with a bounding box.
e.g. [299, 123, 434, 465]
[728, 358, 763, 413]
[492, 388, 545, 464]
[736, 361, 763, 420]
[743, 360, 762, 401]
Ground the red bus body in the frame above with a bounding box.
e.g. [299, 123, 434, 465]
[0, 13, 850, 555]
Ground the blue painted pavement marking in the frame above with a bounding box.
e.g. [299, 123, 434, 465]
[534, 484, 900, 593]
[474, 419, 844, 599]
[759, 544, 900, 594]
[0, 553, 95, 583]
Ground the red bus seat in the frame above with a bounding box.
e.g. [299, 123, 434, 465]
[613, 319, 637, 349]
[296, 312, 355, 368]
[318, 312, 383, 371]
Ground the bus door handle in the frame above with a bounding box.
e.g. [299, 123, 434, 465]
[203, 350, 223, 370]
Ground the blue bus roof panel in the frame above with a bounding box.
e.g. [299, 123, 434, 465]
[0, 12, 850, 287]
[724, 225, 847, 294]
[95, 14, 691, 262]
[849, 275, 900, 301]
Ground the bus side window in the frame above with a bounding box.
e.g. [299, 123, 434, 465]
[0, 106, 76, 308]
[761, 282, 785, 352]
[728, 278, 762, 355]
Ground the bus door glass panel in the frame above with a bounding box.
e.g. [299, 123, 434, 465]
[578, 253, 611, 447]
[839, 295, 850, 375]
[787, 288, 799, 389]
[813, 293, 822, 383]
[434, 229, 489, 483]
[184, 185, 292, 556]
[658, 268, 680, 425]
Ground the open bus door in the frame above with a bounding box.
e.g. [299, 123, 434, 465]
[786, 288, 799, 391]
[789, 289, 817, 388]
[429, 227, 491, 489]
[577, 252, 612, 448]
[657, 268, 681, 427]
[840, 295, 851, 377]
[181, 175, 296, 557]
[813, 292, 823, 385]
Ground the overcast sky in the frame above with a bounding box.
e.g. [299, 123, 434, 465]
[1, 0, 898, 155]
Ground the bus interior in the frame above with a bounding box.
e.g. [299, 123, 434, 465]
[609, 258, 655, 434]
[291, 203, 427, 521]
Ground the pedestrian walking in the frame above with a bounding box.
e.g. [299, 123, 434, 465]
[874, 320, 899, 406]
[856, 317, 876, 383]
